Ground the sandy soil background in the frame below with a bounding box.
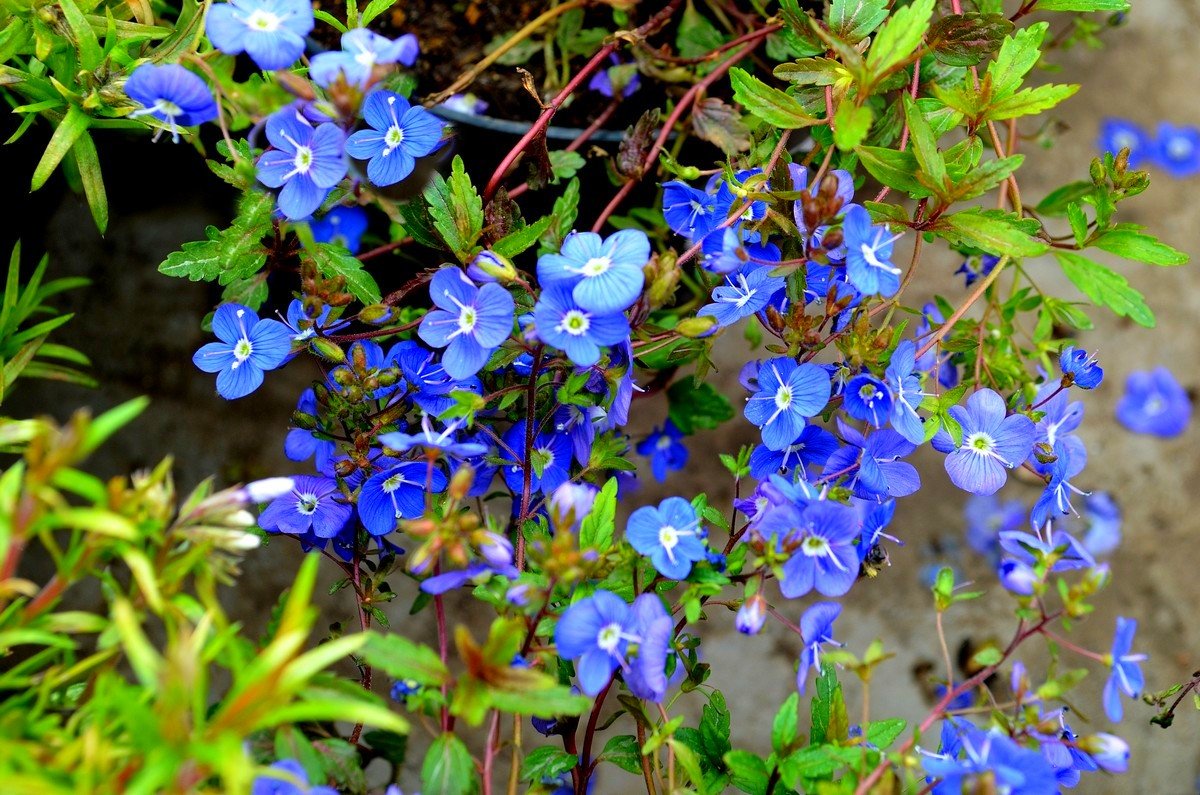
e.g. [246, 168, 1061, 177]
[5, 0, 1200, 791]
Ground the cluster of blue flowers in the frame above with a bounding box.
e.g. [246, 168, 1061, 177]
[1099, 118, 1200, 178]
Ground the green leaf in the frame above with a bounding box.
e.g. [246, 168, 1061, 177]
[833, 101, 873, 150]
[677, 0, 726, 59]
[520, 746, 578, 782]
[772, 692, 800, 755]
[70, 132, 107, 234]
[864, 718, 906, 748]
[31, 106, 90, 192]
[928, 13, 1014, 67]
[303, 243, 382, 303]
[426, 155, 483, 261]
[158, 190, 273, 283]
[810, 664, 847, 745]
[359, 634, 451, 685]
[937, 209, 1049, 257]
[829, 0, 889, 43]
[950, 154, 1024, 202]
[774, 57, 848, 87]
[856, 146, 930, 197]
[421, 733, 475, 795]
[493, 215, 554, 259]
[81, 396, 149, 455]
[601, 735, 644, 775]
[667, 380, 734, 434]
[903, 95, 947, 190]
[729, 67, 820, 129]
[1092, 229, 1188, 266]
[540, 178, 580, 252]
[1055, 251, 1154, 327]
[549, 149, 586, 181]
[987, 22, 1048, 98]
[59, 0, 102, 71]
[359, 0, 398, 26]
[579, 477, 617, 551]
[865, 0, 935, 83]
[1035, 0, 1128, 9]
[723, 750, 770, 795]
[984, 83, 1079, 122]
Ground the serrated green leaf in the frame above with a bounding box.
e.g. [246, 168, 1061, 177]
[936, 209, 1048, 257]
[865, 0, 935, 83]
[729, 67, 820, 129]
[829, 0, 889, 43]
[520, 746, 577, 782]
[903, 94, 946, 189]
[1036, 0, 1128, 9]
[359, 634, 450, 685]
[426, 155, 483, 261]
[667, 380, 733, 434]
[864, 717, 907, 748]
[1055, 251, 1154, 327]
[772, 692, 800, 755]
[724, 749, 769, 795]
[492, 215, 554, 258]
[158, 191, 273, 283]
[984, 83, 1079, 122]
[856, 146, 930, 197]
[422, 734, 475, 795]
[1092, 229, 1188, 266]
[601, 735, 644, 775]
[987, 22, 1048, 98]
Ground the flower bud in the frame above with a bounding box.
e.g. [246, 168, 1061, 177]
[549, 482, 597, 530]
[676, 316, 718, 338]
[998, 558, 1037, 595]
[478, 531, 514, 567]
[291, 410, 319, 430]
[1077, 733, 1129, 773]
[645, 251, 680, 307]
[506, 582, 531, 606]
[467, 251, 517, 283]
[309, 337, 346, 363]
[449, 464, 475, 500]
[359, 303, 395, 325]
[735, 594, 767, 635]
[334, 458, 358, 478]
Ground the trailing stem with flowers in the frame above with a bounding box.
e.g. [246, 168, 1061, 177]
[2, 0, 1197, 792]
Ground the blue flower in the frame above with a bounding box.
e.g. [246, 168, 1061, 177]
[311, 206, 368, 253]
[997, 558, 1037, 595]
[1028, 381, 1086, 477]
[256, 109, 347, 220]
[252, 759, 338, 795]
[999, 521, 1095, 573]
[963, 494, 1024, 562]
[537, 229, 649, 315]
[855, 498, 900, 563]
[748, 423, 838, 480]
[1103, 617, 1146, 722]
[885, 340, 926, 444]
[418, 267, 514, 379]
[421, 552, 518, 595]
[763, 501, 861, 598]
[501, 421, 572, 496]
[823, 424, 920, 498]
[283, 298, 342, 343]
[700, 224, 780, 275]
[1153, 122, 1200, 178]
[932, 389, 1036, 496]
[624, 595, 672, 703]
[1030, 441, 1088, 529]
[1077, 733, 1129, 774]
[359, 461, 446, 536]
[1115, 366, 1191, 437]
[1097, 118, 1151, 167]
[378, 414, 487, 459]
[439, 93, 488, 115]
[310, 29, 419, 87]
[697, 265, 785, 328]
[636, 422, 688, 483]
[192, 303, 292, 399]
[922, 728, 1057, 795]
[796, 602, 841, 693]
[744, 358, 831, 451]
[548, 482, 597, 529]
[1059, 346, 1103, 389]
[555, 590, 641, 695]
[662, 180, 719, 240]
[1080, 492, 1122, 557]
[258, 475, 351, 538]
[467, 250, 516, 283]
[124, 63, 217, 142]
[345, 91, 445, 187]
[588, 55, 640, 98]
[205, 0, 313, 71]
[843, 373, 893, 428]
[626, 496, 706, 580]
[954, 254, 999, 288]
[842, 205, 902, 297]
[284, 388, 336, 469]
[534, 283, 630, 367]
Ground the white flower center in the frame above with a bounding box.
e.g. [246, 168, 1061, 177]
[655, 435, 673, 451]
[292, 145, 313, 175]
[581, 256, 612, 277]
[296, 493, 319, 515]
[658, 525, 680, 553]
[775, 385, 793, 410]
[966, 431, 996, 453]
[597, 622, 623, 653]
[385, 125, 404, 148]
[457, 306, 477, 334]
[233, 338, 253, 362]
[245, 9, 281, 30]
[1166, 137, 1193, 160]
[153, 99, 183, 118]
[382, 474, 407, 493]
[557, 309, 590, 337]
[802, 534, 830, 558]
